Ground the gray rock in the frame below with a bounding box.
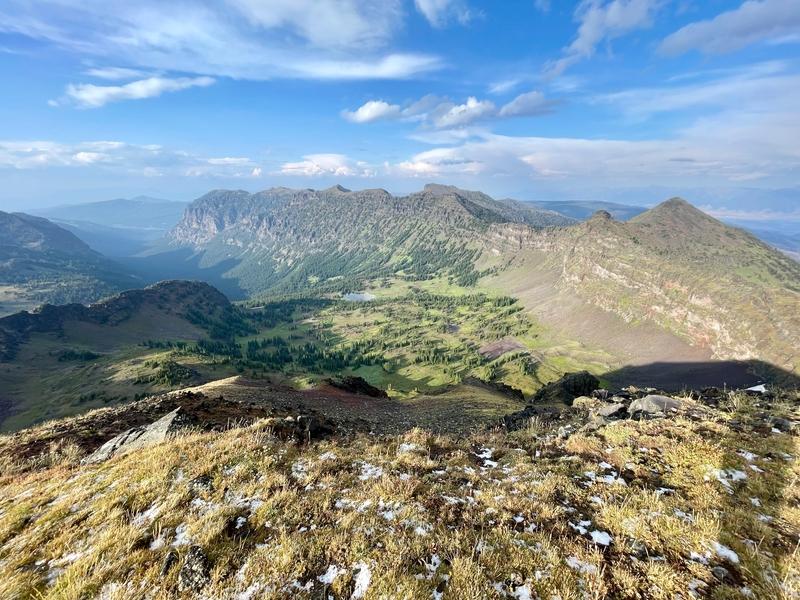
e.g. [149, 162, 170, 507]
[160, 549, 178, 577]
[82, 407, 192, 464]
[628, 395, 682, 419]
[189, 474, 214, 494]
[769, 416, 795, 433]
[597, 403, 626, 418]
[581, 414, 608, 433]
[178, 546, 211, 592]
[711, 565, 733, 584]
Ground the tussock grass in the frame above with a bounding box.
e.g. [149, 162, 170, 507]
[1, 395, 799, 599]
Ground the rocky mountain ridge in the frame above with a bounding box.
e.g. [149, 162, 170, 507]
[486, 199, 800, 372]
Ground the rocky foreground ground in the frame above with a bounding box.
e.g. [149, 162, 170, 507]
[0, 377, 798, 599]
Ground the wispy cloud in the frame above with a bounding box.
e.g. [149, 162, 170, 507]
[54, 76, 215, 108]
[83, 66, 149, 81]
[0, 139, 262, 178]
[498, 91, 557, 117]
[660, 0, 800, 56]
[0, 0, 441, 81]
[414, 0, 475, 27]
[700, 206, 800, 222]
[547, 0, 663, 76]
[595, 61, 799, 119]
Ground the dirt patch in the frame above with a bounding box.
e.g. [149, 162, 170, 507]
[478, 338, 526, 360]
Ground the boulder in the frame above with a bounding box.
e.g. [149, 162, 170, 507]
[628, 395, 682, 419]
[178, 546, 211, 592]
[769, 416, 796, 433]
[532, 371, 601, 406]
[572, 396, 599, 410]
[596, 403, 626, 418]
[82, 407, 192, 464]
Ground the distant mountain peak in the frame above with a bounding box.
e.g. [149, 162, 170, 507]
[631, 197, 716, 228]
[589, 209, 614, 222]
[325, 184, 351, 193]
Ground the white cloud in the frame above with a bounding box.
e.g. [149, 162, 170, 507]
[660, 0, 800, 56]
[71, 151, 107, 164]
[59, 76, 215, 108]
[250, 167, 262, 177]
[0, 1, 440, 81]
[84, 66, 148, 80]
[279, 153, 374, 177]
[390, 95, 800, 185]
[430, 97, 496, 128]
[0, 139, 260, 178]
[596, 61, 799, 118]
[499, 90, 555, 117]
[534, 0, 551, 13]
[548, 0, 662, 76]
[229, 0, 402, 49]
[488, 79, 522, 95]
[414, 0, 473, 27]
[700, 206, 800, 222]
[343, 91, 556, 129]
[342, 100, 402, 123]
[206, 157, 252, 166]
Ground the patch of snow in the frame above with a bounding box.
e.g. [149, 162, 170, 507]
[398, 442, 422, 454]
[358, 462, 384, 481]
[131, 502, 161, 527]
[172, 523, 191, 547]
[318, 565, 343, 584]
[291, 460, 308, 481]
[705, 468, 747, 493]
[590, 530, 613, 546]
[566, 556, 597, 574]
[737, 450, 758, 462]
[712, 542, 739, 564]
[318, 451, 337, 461]
[351, 562, 372, 599]
[511, 584, 534, 600]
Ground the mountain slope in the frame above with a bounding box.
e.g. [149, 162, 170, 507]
[34, 196, 188, 257]
[157, 186, 799, 374]
[0, 280, 240, 430]
[162, 185, 572, 296]
[488, 199, 800, 373]
[0, 211, 140, 316]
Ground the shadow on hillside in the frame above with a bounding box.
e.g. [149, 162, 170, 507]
[602, 359, 800, 391]
[119, 248, 248, 300]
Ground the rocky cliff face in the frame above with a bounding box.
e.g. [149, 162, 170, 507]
[490, 201, 800, 372]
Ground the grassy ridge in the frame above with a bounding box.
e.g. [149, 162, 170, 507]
[1, 390, 798, 598]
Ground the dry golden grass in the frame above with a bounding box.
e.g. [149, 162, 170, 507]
[0, 393, 798, 599]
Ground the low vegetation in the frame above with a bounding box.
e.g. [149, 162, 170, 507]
[0, 390, 797, 599]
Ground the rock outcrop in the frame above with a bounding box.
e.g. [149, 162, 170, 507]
[531, 371, 600, 406]
[82, 407, 192, 464]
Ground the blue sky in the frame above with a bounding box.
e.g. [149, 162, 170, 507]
[0, 0, 799, 221]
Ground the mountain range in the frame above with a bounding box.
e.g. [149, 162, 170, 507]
[160, 186, 799, 375]
[0, 210, 139, 316]
[33, 196, 188, 257]
[1, 184, 797, 434]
